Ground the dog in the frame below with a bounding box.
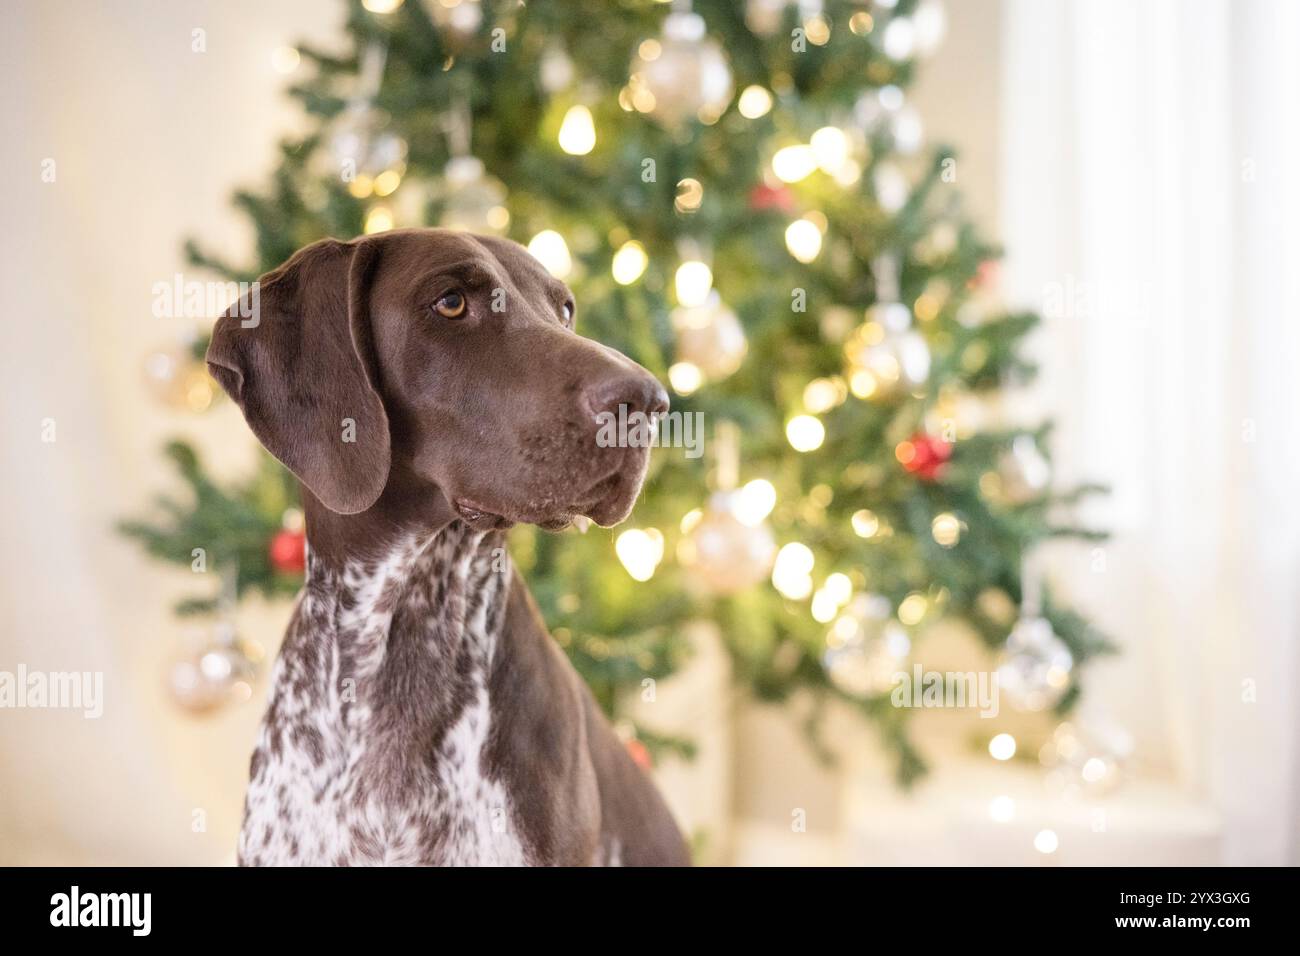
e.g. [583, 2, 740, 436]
[206, 228, 689, 866]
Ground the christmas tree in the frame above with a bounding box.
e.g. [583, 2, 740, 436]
[122, 0, 1109, 781]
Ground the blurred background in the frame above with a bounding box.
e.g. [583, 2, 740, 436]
[1, 0, 1297, 866]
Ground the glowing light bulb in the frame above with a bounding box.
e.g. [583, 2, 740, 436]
[674, 260, 713, 307]
[772, 542, 815, 599]
[785, 218, 823, 263]
[772, 144, 818, 183]
[823, 572, 852, 606]
[810, 126, 849, 172]
[527, 230, 572, 278]
[611, 240, 648, 285]
[811, 589, 839, 623]
[364, 206, 394, 234]
[898, 591, 927, 626]
[1034, 829, 1059, 855]
[668, 362, 702, 395]
[931, 512, 961, 548]
[732, 479, 776, 526]
[989, 733, 1017, 761]
[786, 415, 825, 452]
[851, 509, 880, 538]
[883, 17, 917, 59]
[802, 377, 843, 413]
[615, 528, 664, 582]
[989, 796, 1016, 823]
[558, 105, 596, 155]
[738, 85, 773, 119]
[362, 0, 404, 13]
[271, 46, 300, 74]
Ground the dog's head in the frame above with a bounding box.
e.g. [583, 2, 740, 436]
[207, 229, 667, 531]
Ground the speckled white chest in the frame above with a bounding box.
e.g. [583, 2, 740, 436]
[237, 529, 530, 866]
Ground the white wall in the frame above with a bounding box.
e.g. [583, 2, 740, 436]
[0, 0, 343, 864]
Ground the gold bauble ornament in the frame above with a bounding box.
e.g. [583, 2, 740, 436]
[672, 291, 747, 383]
[437, 156, 509, 233]
[141, 338, 215, 412]
[677, 491, 776, 595]
[845, 302, 930, 399]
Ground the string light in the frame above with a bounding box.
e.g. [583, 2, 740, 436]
[373, 169, 401, 196]
[772, 543, 815, 599]
[558, 105, 596, 155]
[989, 795, 1016, 823]
[527, 230, 572, 278]
[803, 15, 831, 45]
[849, 11, 875, 34]
[988, 733, 1017, 761]
[675, 178, 704, 213]
[810, 126, 849, 172]
[772, 144, 818, 183]
[668, 361, 703, 395]
[851, 509, 880, 538]
[271, 46, 300, 74]
[362, 0, 404, 13]
[823, 573, 852, 605]
[785, 218, 823, 262]
[931, 512, 961, 547]
[611, 240, 648, 284]
[811, 588, 839, 623]
[348, 174, 374, 199]
[674, 260, 713, 306]
[803, 377, 846, 413]
[615, 528, 664, 582]
[732, 479, 777, 526]
[883, 17, 917, 59]
[364, 206, 394, 234]
[849, 368, 878, 399]
[737, 85, 773, 118]
[897, 591, 927, 626]
[785, 415, 825, 452]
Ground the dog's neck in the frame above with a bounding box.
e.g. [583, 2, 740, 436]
[295, 468, 510, 675]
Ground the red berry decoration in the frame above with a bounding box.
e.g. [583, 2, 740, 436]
[625, 738, 653, 771]
[748, 183, 795, 213]
[269, 528, 306, 574]
[897, 432, 952, 482]
[968, 259, 1000, 292]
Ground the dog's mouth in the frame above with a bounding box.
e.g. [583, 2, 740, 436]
[453, 466, 636, 533]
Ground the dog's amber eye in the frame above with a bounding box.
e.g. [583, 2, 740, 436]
[434, 291, 467, 318]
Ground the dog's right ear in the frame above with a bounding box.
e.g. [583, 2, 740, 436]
[206, 237, 392, 515]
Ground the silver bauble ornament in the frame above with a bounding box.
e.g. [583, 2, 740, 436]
[1040, 719, 1133, 796]
[845, 301, 930, 396]
[437, 156, 509, 233]
[823, 595, 911, 698]
[672, 291, 747, 382]
[996, 616, 1073, 712]
[677, 491, 776, 594]
[998, 435, 1051, 503]
[167, 622, 259, 715]
[631, 12, 733, 127]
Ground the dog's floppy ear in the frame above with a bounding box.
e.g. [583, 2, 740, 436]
[206, 237, 391, 515]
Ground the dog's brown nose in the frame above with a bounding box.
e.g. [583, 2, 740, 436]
[581, 373, 669, 422]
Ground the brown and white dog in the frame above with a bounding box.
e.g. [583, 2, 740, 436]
[207, 228, 689, 866]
